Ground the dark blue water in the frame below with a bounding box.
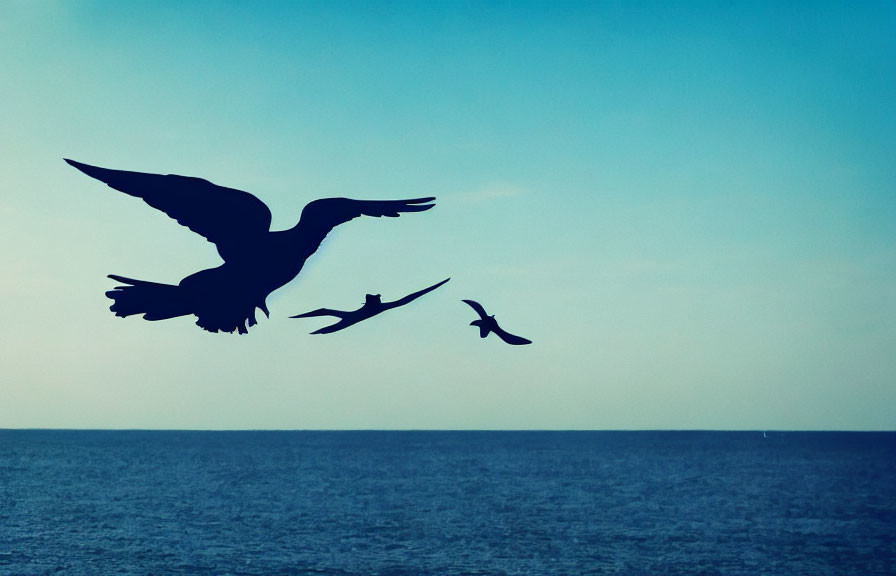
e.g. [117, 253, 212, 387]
[1, 431, 894, 575]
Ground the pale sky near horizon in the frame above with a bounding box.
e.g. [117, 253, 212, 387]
[1, 1, 894, 430]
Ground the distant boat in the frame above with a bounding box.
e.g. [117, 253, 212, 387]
[763, 431, 767, 439]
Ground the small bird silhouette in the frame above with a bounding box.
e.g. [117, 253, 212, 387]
[66, 159, 435, 334]
[462, 299, 532, 345]
[290, 278, 450, 334]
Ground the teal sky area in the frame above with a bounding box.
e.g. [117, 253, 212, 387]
[1, 1, 894, 430]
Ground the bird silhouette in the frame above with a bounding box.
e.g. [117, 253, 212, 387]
[462, 299, 532, 345]
[65, 159, 435, 334]
[290, 278, 450, 334]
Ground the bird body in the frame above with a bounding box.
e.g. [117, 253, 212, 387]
[462, 299, 532, 345]
[66, 159, 435, 333]
[291, 278, 450, 334]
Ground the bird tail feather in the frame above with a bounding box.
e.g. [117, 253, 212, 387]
[105, 275, 191, 321]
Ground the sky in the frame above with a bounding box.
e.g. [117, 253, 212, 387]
[1, 1, 894, 430]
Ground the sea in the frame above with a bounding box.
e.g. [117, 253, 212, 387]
[0, 430, 894, 576]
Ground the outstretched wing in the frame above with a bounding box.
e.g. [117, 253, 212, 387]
[289, 308, 361, 334]
[383, 278, 450, 310]
[289, 308, 344, 319]
[297, 196, 435, 248]
[309, 320, 355, 335]
[493, 323, 532, 346]
[462, 299, 489, 320]
[65, 159, 272, 257]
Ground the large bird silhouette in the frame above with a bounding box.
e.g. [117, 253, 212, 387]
[290, 278, 450, 334]
[65, 159, 435, 334]
[462, 299, 532, 345]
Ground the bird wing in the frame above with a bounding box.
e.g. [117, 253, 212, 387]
[309, 318, 365, 334]
[289, 308, 344, 319]
[296, 196, 435, 247]
[492, 323, 533, 345]
[289, 309, 347, 333]
[65, 159, 272, 257]
[383, 278, 450, 310]
[462, 299, 489, 320]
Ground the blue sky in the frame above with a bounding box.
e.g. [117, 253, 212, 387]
[1, 1, 894, 429]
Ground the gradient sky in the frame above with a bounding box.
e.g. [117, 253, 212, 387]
[1, 1, 894, 430]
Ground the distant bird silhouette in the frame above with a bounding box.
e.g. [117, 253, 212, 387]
[462, 299, 532, 345]
[65, 159, 435, 334]
[290, 278, 450, 334]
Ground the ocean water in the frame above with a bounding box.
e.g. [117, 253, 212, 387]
[0, 431, 894, 576]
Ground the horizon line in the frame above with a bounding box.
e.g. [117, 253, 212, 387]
[2, 428, 894, 433]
